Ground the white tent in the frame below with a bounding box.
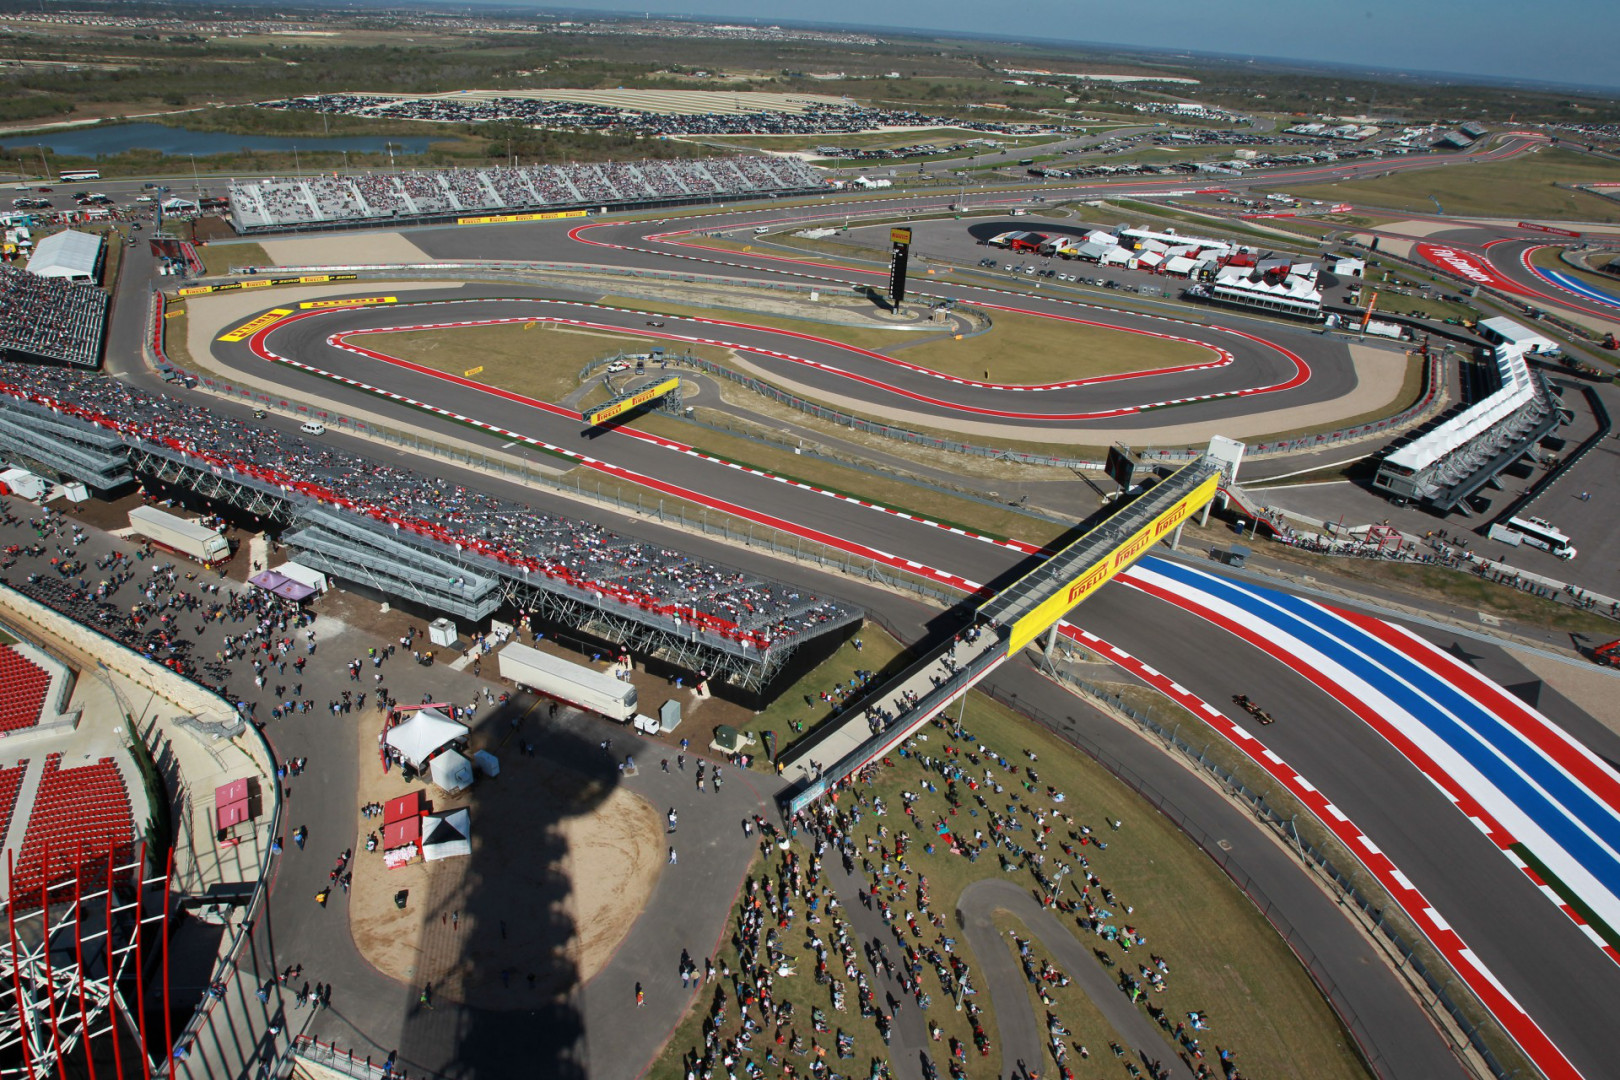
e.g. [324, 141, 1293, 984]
[472, 750, 500, 778]
[385, 708, 468, 769]
[1162, 255, 1199, 278]
[26, 229, 102, 284]
[422, 808, 472, 862]
[429, 749, 475, 794]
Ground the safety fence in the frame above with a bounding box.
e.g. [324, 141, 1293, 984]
[290, 1036, 402, 1079]
[1026, 658, 1521, 1080]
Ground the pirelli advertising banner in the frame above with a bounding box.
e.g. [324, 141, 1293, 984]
[457, 209, 591, 226]
[177, 273, 357, 297]
[584, 377, 681, 428]
[1006, 472, 1219, 655]
[298, 296, 397, 309]
[218, 309, 294, 343]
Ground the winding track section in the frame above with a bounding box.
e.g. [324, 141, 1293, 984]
[191, 155, 1620, 1080]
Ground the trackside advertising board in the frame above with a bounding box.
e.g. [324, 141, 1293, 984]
[584, 377, 680, 427]
[178, 273, 356, 297]
[1006, 472, 1219, 654]
[457, 209, 590, 226]
[298, 296, 396, 309]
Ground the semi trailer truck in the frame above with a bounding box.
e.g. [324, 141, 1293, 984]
[127, 505, 231, 566]
[497, 640, 637, 722]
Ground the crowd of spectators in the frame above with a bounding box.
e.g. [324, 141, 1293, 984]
[0, 265, 107, 367]
[229, 155, 825, 231]
[0, 363, 855, 651]
[0, 502, 311, 699]
[677, 711, 1218, 1080]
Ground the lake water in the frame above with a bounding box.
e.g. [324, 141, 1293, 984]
[1, 122, 441, 158]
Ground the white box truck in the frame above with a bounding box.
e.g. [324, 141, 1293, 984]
[498, 640, 637, 722]
[128, 505, 231, 566]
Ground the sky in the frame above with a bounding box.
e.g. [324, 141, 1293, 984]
[523, 0, 1620, 92]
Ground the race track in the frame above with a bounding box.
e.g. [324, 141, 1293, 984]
[175, 152, 1620, 1080]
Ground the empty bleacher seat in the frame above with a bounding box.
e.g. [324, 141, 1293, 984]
[0, 644, 51, 732]
[10, 752, 135, 908]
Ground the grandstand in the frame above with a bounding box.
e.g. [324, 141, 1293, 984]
[0, 656, 171, 1080]
[7, 752, 137, 907]
[1373, 344, 1563, 512]
[0, 264, 108, 368]
[0, 642, 74, 734]
[228, 155, 826, 234]
[0, 362, 862, 694]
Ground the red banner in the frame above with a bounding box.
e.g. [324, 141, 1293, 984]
[1518, 222, 1582, 238]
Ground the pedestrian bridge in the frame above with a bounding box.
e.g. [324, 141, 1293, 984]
[778, 458, 1220, 816]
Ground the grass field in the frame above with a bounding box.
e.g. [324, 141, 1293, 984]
[892, 310, 1211, 384]
[597, 296, 927, 352]
[160, 304, 193, 368]
[370, 321, 729, 406]
[1265, 147, 1620, 222]
[598, 296, 1211, 385]
[374, 316, 1077, 543]
[646, 642, 1372, 1080]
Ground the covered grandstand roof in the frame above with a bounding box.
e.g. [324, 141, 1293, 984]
[26, 230, 101, 284]
[1382, 350, 1538, 475]
[1478, 316, 1557, 356]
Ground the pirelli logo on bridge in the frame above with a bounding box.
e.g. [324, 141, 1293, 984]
[217, 309, 294, 343]
[456, 209, 590, 226]
[1006, 471, 1219, 655]
[584, 376, 681, 428]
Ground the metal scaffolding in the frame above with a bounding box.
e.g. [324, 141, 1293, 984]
[0, 397, 131, 490]
[2, 845, 170, 1080]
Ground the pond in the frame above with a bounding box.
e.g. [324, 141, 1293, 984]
[1, 122, 442, 158]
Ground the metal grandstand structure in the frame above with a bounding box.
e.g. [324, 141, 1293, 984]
[0, 389, 861, 693]
[227, 156, 826, 235]
[1, 846, 174, 1080]
[1373, 347, 1565, 512]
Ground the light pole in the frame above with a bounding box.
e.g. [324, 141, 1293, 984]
[293, 145, 301, 178]
[189, 153, 201, 198]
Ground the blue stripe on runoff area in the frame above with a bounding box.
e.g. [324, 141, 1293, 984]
[1542, 269, 1620, 310]
[1135, 556, 1620, 907]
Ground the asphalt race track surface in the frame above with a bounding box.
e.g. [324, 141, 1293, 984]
[89, 145, 1620, 1079]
